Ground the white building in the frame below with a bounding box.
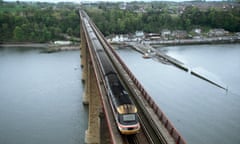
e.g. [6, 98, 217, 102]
[111, 35, 128, 42]
[54, 41, 72, 45]
[161, 29, 171, 38]
[135, 31, 144, 37]
[208, 29, 229, 37]
[194, 28, 201, 34]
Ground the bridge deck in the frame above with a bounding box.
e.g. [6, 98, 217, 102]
[80, 10, 187, 144]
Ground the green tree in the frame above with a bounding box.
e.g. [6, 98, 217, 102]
[13, 26, 24, 41]
[67, 27, 73, 36]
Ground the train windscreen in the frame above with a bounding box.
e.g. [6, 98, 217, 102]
[123, 114, 136, 122]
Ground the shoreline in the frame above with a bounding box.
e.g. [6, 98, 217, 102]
[0, 43, 80, 53]
[42, 45, 80, 53]
[0, 43, 49, 48]
[146, 36, 240, 46]
[110, 35, 240, 47]
[1, 37, 240, 49]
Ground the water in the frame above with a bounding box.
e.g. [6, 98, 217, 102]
[160, 44, 240, 94]
[116, 44, 240, 144]
[0, 47, 87, 144]
[1, 44, 239, 144]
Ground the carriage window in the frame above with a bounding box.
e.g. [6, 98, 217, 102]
[123, 114, 135, 122]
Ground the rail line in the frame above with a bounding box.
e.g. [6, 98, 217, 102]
[87, 14, 169, 144]
[81, 10, 187, 144]
[80, 11, 124, 144]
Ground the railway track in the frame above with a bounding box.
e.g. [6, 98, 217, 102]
[120, 81, 168, 144]
[82, 10, 177, 144]
[123, 112, 167, 144]
[88, 18, 169, 144]
[126, 135, 139, 144]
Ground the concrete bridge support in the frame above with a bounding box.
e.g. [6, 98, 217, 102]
[84, 61, 101, 144]
[80, 27, 87, 83]
[80, 28, 89, 105]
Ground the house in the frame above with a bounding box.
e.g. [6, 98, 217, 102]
[145, 33, 161, 41]
[161, 29, 171, 40]
[111, 35, 129, 42]
[135, 31, 144, 41]
[135, 31, 144, 37]
[172, 30, 188, 39]
[208, 29, 229, 37]
[119, 2, 127, 10]
[54, 41, 71, 45]
[194, 28, 201, 35]
[191, 28, 202, 39]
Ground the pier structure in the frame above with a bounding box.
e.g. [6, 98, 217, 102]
[127, 42, 227, 90]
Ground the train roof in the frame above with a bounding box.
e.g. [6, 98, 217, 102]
[106, 73, 133, 106]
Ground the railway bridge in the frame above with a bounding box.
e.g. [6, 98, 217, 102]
[79, 10, 187, 144]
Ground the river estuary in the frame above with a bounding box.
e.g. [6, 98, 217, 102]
[0, 44, 239, 144]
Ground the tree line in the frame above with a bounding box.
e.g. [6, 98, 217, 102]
[1, 2, 239, 43]
[0, 2, 80, 43]
[86, 6, 240, 36]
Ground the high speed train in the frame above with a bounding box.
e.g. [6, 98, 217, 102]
[82, 17, 140, 135]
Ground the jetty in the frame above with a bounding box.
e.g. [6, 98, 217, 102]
[126, 42, 227, 90]
[127, 42, 188, 71]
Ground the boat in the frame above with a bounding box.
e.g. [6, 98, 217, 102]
[142, 53, 151, 58]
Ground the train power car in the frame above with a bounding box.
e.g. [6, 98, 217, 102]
[105, 72, 140, 135]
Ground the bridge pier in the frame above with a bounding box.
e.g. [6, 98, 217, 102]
[80, 27, 87, 83]
[80, 28, 89, 104]
[84, 62, 101, 144]
[82, 58, 89, 105]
